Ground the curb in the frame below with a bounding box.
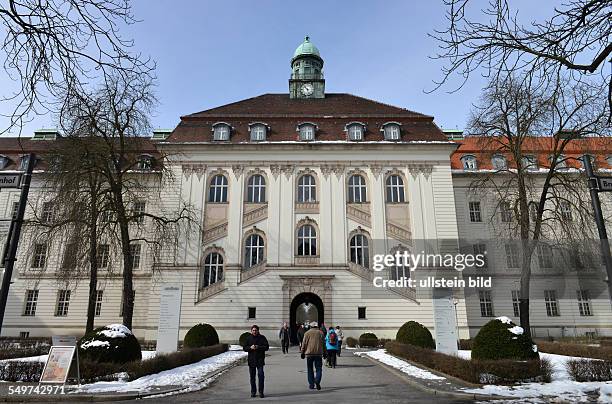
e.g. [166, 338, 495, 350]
[0, 354, 247, 402]
[359, 353, 513, 401]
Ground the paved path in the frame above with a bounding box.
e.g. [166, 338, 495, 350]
[145, 348, 473, 403]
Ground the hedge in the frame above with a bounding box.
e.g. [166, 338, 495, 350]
[386, 341, 551, 384]
[536, 341, 612, 361]
[359, 333, 379, 348]
[346, 337, 357, 348]
[566, 359, 612, 382]
[0, 361, 45, 382]
[184, 324, 219, 348]
[472, 318, 538, 361]
[396, 321, 435, 349]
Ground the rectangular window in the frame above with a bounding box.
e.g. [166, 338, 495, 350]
[248, 307, 256, 319]
[577, 290, 592, 317]
[505, 243, 520, 269]
[95, 290, 103, 317]
[41, 202, 55, 223]
[537, 244, 553, 269]
[511, 290, 521, 317]
[358, 306, 366, 319]
[133, 201, 146, 224]
[469, 201, 482, 222]
[545, 290, 560, 317]
[500, 201, 513, 222]
[560, 201, 573, 221]
[55, 290, 71, 317]
[479, 290, 494, 317]
[11, 201, 19, 219]
[472, 243, 487, 268]
[23, 290, 38, 316]
[129, 243, 141, 269]
[61, 242, 77, 269]
[19, 331, 29, 338]
[31, 243, 47, 268]
[97, 244, 110, 268]
[348, 126, 363, 141]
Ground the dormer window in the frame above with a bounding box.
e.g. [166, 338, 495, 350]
[19, 155, 30, 171]
[461, 155, 477, 170]
[297, 123, 316, 141]
[491, 154, 507, 170]
[137, 154, 153, 171]
[346, 122, 365, 141]
[521, 155, 538, 171]
[550, 154, 567, 170]
[0, 155, 10, 169]
[212, 123, 231, 141]
[581, 154, 595, 170]
[381, 123, 401, 141]
[249, 123, 268, 142]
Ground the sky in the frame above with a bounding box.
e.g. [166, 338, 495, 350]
[0, 0, 552, 136]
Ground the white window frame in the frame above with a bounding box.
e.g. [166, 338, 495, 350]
[491, 154, 507, 170]
[41, 202, 55, 223]
[213, 124, 230, 141]
[23, 289, 38, 316]
[385, 175, 405, 203]
[244, 234, 265, 268]
[461, 155, 477, 170]
[299, 125, 315, 141]
[297, 174, 316, 202]
[208, 174, 228, 203]
[349, 234, 369, 268]
[544, 289, 560, 316]
[479, 290, 494, 317]
[511, 290, 521, 317]
[55, 290, 71, 317]
[560, 201, 573, 221]
[95, 290, 103, 316]
[577, 289, 592, 317]
[537, 244, 553, 269]
[31, 243, 47, 268]
[250, 125, 266, 141]
[247, 174, 266, 203]
[133, 201, 146, 224]
[348, 174, 367, 203]
[383, 124, 400, 140]
[97, 244, 110, 268]
[522, 155, 538, 171]
[500, 201, 513, 222]
[129, 243, 141, 269]
[348, 124, 363, 141]
[202, 252, 224, 288]
[468, 201, 482, 222]
[297, 224, 317, 256]
[505, 243, 520, 269]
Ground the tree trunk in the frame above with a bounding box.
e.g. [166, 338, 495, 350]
[86, 223, 98, 333]
[114, 188, 134, 330]
[519, 242, 534, 339]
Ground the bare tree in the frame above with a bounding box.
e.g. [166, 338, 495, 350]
[465, 73, 609, 337]
[0, 0, 153, 134]
[59, 73, 195, 330]
[432, 0, 612, 120]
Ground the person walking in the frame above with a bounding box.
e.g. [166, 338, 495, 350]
[300, 324, 324, 390]
[242, 325, 270, 398]
[335, 325, 344, 357]
[279, 322, 290, 354]
[325, 326, 339, 368]
[297, 324, 305, 350]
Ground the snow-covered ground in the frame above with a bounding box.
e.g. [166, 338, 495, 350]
[458, 349, 612, 403]
[71, 349, 247, 394]
[354, 349, 444, 380]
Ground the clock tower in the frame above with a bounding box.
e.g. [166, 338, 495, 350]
[289, 36, 325, 99]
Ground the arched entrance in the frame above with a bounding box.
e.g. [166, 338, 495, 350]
[290, 292, 324, 344]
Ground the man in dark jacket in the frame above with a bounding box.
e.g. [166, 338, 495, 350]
[279, 322, 290, 354]
[243, 325, 270, 398]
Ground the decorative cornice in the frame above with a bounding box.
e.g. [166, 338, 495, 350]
[231, 164, 244, 179]
[182, 164, 207, 180]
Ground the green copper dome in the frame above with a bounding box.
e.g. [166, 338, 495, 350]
[293, 36, 321, 60]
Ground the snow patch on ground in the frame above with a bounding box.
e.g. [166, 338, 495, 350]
[459, 349, 612, 402]
[71, 350, 247, 394]
[354, 349, 445, 380]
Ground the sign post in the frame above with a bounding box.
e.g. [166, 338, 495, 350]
[156, 284, 183, 354]
[432, 288, 459, 356]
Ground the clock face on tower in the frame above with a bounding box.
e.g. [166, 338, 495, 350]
[300, 83, 314, 96]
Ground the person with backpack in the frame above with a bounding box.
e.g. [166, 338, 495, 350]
[335, 325, 344, 356]
[325, 326, 339, 368]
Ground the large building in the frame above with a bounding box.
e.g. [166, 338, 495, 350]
[0, 37, 610, 342]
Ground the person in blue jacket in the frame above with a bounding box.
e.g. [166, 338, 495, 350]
[325, 326, 339, 368]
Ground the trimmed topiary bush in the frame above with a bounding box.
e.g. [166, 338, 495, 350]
[239, 332, 250, 347]
[472, 317, 539, 361]
[184, 323, 219, 348]
[346, 336, 357, 347]
[78, 324, 141, 364]
[359, 333, 379, 348]
[396, 321, 435, 349]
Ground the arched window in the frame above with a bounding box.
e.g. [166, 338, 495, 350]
[212, 123, 231, 141]
[461, 155, 477, 170]
[201, 252, 223, 288]
[347, 123, 365, 141]
[349, 234, 369, 268]
[137, 154, 153, 171]
[249, 123, 267, 141]
[0, 155, 10, 169]
[385, 175, 405, 203]
[389, 249, 410, 281]
[297, 224, 317, 256]
[522, 155, 538, 171]
[208, 174, 228, 203]
[246, 174, 266, 203]
[245, 233, 265, 268]
[297, 174, 316, 202]
[348, 174, 367, 203]
[298, 123, 316, 141]
[491, 154, 507, 170]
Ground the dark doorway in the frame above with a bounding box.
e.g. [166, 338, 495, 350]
[290, 292, 324, 344]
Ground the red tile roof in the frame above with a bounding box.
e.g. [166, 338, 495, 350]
[451, 136, 612, 170]
[168, 93, 447, 143]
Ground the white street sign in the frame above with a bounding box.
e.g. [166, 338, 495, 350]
[0, 174, 21, 188]
[598, 177, 612, 192]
